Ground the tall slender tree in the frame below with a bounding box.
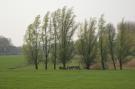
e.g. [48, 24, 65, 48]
[78, 18, 97, 69]
[116, 20, 134, 70]
[106, 23, 116, 70]
[23, 15, 40, 70]
[55, 7, 78, 69]
[41, 12, 51, 70]
[51, 11, 59, 70]
[98, 15, 108, 70]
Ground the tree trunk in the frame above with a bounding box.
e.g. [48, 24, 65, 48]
[101, 58, 105, 70]
[34, 59, 38, 70]
[100, 35, 106, 70]
[53, 54, 56, 70]
[101, 47, 105, 70]
[112, 58, 116, 70]
[54, 47, 56, 70]
[110, 45, 116, 70]
[35, 63, 38, 70]
[54, 63, 56, 70]
[111, 51, 116, 70]
[63, 62, 66, 70]
[86, 64, 90, 70]
[45, 55, 48, 70]
[53, 53, 56, 69]
[119, 59, 123, 70]
[34, 47, 38, 70]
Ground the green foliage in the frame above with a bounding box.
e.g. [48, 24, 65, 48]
[22, 7, 135, 70]
[116, 20, 135, 69]
[23, 15, 40, 69]
[106, 23, 117, 70]
[50, 11, 59, 70]
[54, 7, 78, 69]
[98, 15, 109, 70]
[78, 18, 97, 69]
[40, 12, 51, 70]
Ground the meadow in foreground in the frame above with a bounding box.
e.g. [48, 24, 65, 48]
[0, 55, 135, 89]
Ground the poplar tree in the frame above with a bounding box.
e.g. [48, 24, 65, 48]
[98, 15, 108, 70]
[106, 23, 116, 70]
[56, 7, 78, 69]
[23, 15, 40, 70]
[78, 18, 97, 69]
[41, 12, 51, 70]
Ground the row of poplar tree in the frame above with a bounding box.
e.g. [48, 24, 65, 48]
[23, 6, 135, 70]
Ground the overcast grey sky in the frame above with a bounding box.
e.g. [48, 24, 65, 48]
[0, 0, 135, 46]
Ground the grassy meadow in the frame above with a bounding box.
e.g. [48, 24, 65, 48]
[0, 55, 135, 89]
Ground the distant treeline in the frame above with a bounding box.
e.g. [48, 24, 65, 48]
[0, 36, 21, 55]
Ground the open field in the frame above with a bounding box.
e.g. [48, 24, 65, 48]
[0, 55, 135, 89]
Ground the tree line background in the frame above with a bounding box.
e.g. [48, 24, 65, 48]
[0, 36, 21, 55]
[23, 6, 135, 70]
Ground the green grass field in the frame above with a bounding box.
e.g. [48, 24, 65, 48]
[0, 55, 135, 89]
